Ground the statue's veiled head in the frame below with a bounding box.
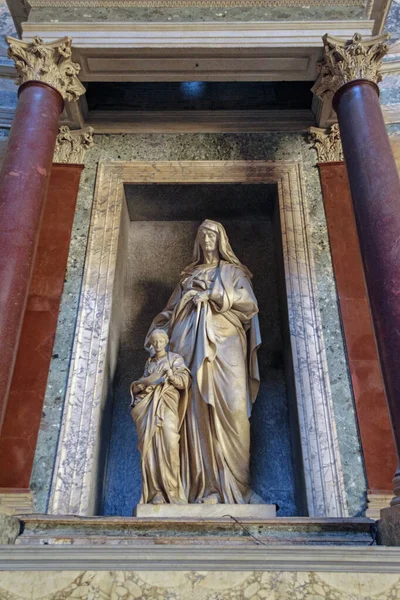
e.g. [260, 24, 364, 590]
[197, 219, 220, 254]
[185, 219, 253, 279]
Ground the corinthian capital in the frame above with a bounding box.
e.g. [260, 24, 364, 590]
[308, 124, 343, 163]
[6, 36, 85, 102]
[312, 33, 390, 100]
[54, 125, 94, 164]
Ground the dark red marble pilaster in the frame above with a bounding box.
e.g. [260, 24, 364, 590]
[319, 161, 396, 495]
[0, 82, 63, 430]
[334, 80, 400, 497]
[0, 164, 83, 490]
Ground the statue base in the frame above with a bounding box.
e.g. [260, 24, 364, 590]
[134, 504, 277, 519]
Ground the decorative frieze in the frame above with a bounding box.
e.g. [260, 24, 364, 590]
[312, 33, 390, 101]
[6, 36, 85, 102]
[28, 0, 365, 7]
[308, 123, 344, 162]
[54, 125, 94, 164]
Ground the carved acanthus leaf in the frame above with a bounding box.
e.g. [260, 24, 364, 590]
[308, 123, 343, 163]
[54, 125, 94, 163]
[312, 33, 390, 100]
[6, 36, 85, 102]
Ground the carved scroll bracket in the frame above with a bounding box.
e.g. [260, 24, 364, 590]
[54, 125, 94, 163]
[308, 123, 344, 163]
[312, 32, 390, 102]
[6, 35, 86, 102]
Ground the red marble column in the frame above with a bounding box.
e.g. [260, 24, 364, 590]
[333, 79, 400, 501]
[319, 161, 397, 500]
[0, 163, 83, 492]
[0, 81, 63, 430]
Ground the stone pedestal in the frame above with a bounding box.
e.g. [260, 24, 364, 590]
[0, 515, 20, 544]
[379, 505, 400, 546]
[134, 504, 277, 519]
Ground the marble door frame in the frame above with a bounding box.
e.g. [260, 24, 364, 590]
[48, 160, 348, 518]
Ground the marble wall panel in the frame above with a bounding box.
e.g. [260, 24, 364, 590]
[30, 133, 366, 516]
[1, 569, 400, 599]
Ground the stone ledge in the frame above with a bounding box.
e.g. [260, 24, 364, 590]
[16, 514, 376, 546]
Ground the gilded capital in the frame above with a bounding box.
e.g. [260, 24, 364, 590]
[308, 124, 343, 163]
[54, 125, 94, 164]
[6, 36, 85, 102]
[312, 33, 390, 100]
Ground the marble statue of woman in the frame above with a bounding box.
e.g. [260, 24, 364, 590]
[146, 220, 262, 504]
[131, 329, 191, 505]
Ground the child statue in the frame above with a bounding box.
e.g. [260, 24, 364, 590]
[130, 329, 191, 505]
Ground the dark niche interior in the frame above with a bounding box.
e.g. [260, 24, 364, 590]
[101, 183, 306, 517]
[86, 81, 314, 112]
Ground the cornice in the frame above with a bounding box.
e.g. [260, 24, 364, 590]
[22, 20, 374, 48]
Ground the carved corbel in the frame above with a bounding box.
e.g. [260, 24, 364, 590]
[6, 35, 85, 102]
[308, 123, 343, 163]
[53, 125, 94, 164]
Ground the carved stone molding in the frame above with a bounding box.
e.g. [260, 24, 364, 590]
[312, 32, 390, 101]
[54, 125, 94, 163]
[4, 544, 400, 571]
[0, 491, 33, 516]
[28, 0, 366, 6]
[308, 124, 344, 162]
[366, 492, 393, 519]
[6, 36, 85, 102]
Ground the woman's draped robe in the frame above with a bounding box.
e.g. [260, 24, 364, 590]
[131, 352, 191, 504]
[147, 261, 261, 504]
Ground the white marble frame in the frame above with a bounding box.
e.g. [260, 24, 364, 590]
[48, 160, 348, 518]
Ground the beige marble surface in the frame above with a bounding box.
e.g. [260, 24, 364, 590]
[134, 504, 277, 518]
[0, 569, 400, 599]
